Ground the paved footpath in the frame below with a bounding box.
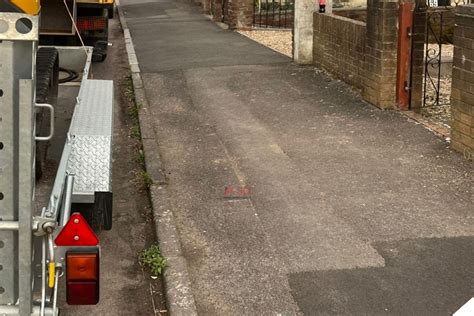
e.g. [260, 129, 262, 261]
[120, 0, 474, 314]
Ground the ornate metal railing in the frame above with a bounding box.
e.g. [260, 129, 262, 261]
[253, 0, 294, 28]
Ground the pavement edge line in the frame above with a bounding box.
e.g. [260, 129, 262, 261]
[115, 2, 199, 314]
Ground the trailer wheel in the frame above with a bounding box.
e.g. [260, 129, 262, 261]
[35, 47, 59, 181]
[35, 147, 44, 179]
[72, 203, 102, 233]
[71, 193, 113, 232]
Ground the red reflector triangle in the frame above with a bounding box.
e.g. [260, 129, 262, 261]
[55, 213, 99, 246]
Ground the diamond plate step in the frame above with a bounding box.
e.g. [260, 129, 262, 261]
[67, 79, 113, 203]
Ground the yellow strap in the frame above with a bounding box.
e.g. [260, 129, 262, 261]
[10, 0, 40, 15]
[48, 262, 55, 288]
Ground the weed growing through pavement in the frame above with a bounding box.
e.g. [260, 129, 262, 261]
[140, 170, 153, 188]
[125, 73, 150, 189]
[125, 75, 135, 103]
[125, 74, 142, 120]
[139, 244, 167, 276]
[137, 149, 145, 166]
[129, 102, 142, 120]
[130, 125, 141, 139]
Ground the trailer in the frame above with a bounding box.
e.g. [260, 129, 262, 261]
[0, 11, 113, 315]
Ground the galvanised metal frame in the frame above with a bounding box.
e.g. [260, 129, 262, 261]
[0, 13, 38, 316]
[0, 12, 113, 315]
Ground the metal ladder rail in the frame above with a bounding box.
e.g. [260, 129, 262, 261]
[0, 13, 39, 316]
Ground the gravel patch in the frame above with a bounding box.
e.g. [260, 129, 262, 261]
[428, 43, 453, 59]
[238, 30, 292, 57]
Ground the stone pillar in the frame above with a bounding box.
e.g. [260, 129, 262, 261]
[212, 0, 224, 23]
[363, 0, 399, 109]
[201, 0, 211, 14]
[450, 5, 474, 156]
[294, 0, 317, 64]
[227, 0, 253, 29]
[410, 0, 427, 110]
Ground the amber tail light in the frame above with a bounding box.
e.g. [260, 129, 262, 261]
[66, 251, 100, 305]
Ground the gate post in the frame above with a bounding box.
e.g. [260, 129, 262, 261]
[227, 0, 254, 29]
[409, 0, 427, 110]
[396, 1, 414, 110]
[363, 0, 399, 109]
[294, 0, 319, 64]
[450, 5, 474, 156]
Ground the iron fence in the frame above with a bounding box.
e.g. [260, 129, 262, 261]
[253, 0, 294, 28]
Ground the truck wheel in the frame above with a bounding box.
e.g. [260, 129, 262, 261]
[108, 5, 115, 19]
[92, 52, 107, 62]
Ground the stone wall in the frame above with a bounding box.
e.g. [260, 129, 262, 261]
[450, 5, 474, 156]
[313, 14, 366, 89]
[313, 0, 399, 109]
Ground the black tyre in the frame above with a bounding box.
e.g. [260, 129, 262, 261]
[108, 5, 115, 19]
[35, 47, 59, 181]
[72, 203, 102, 233]
[72, 192, 113, 232]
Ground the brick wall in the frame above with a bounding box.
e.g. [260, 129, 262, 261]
[227, 0, 253, 29]
[313, 14, 367, 89]
[193, 0, 211, 13]
[333, 8, 367, 22]
[210, 0, 253, 29]
[363, 0, 398, 109]
[313, 0, 398, 109]
[450, 5, 474, 156]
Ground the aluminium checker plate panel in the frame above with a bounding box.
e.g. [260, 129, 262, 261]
[67, 79, 113, 202]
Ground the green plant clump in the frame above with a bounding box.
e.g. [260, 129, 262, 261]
[140, 170, 153, 188]
[139, 244, 167, 276]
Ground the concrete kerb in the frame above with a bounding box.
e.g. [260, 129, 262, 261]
[116, 2, 199, 314]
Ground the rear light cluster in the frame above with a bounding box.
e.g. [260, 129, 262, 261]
[66, 252, 100, 305]
[77, 16, 107, 32]
[55, 213, 100, 305]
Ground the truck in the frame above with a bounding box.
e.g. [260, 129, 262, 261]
[0, 2, 114, 314]
[2, 0, 113, 61]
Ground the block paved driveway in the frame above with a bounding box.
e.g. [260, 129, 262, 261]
[120, 0, 474, 314]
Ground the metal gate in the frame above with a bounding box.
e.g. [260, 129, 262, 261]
[415, 0, 471, 108]
[422, 6, 453, 107]
[253, 0, 294, 28]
